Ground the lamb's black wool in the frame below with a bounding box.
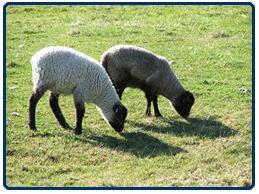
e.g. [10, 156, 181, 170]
[101, 45, 194, 118]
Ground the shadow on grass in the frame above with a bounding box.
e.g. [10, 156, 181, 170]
[74, 131, 185, 158]
[128, 117, 237, 139]
[29, 129, 185, 158]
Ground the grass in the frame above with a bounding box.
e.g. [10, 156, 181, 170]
[5, 5, 253, 187]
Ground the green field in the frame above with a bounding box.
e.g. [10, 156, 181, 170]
[5, 5, 253, 187]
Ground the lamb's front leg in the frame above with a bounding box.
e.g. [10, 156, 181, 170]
[115, 85, 125, 100]
[144, 93, 152, 117]
[74, 102, 85, 135]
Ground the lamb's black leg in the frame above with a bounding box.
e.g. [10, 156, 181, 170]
[49, 92, 70, 129]
[74, 102, 85, 135]
[145, 93, 152, 117]
[153, 96, 162, 117]
[28, 88, 46, 131]
[116, 86, 125, 100]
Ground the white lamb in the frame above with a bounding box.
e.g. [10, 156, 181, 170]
[29, 46, 127, 134]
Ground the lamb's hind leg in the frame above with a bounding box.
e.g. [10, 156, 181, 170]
[28, 87, 47, 131]
[49, 92, 70, 129]
[153, 96, 162, 117]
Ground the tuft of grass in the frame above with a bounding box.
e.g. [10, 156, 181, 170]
[7, 61, 19, 68]
[68, 29, 81, 36]
[210, 31, 230, 39]
[5, 5, 252, 187]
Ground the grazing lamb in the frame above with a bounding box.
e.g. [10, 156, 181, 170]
[29, 46, 127, 135]
[100, 45, 194, 118]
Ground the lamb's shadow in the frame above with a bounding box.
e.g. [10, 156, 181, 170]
[128, 117, 237, 139]
[75, 131, 185, 158]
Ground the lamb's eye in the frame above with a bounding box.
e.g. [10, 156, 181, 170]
[113, 104, 121, 114]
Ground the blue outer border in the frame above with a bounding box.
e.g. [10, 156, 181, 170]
[1, 1, 257, 6]
[251, 0, 255, 189]
[3, 1, 255, 190]
[3, 0, 7, 191]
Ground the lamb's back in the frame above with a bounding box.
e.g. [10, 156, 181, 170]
[31, 46, 105, 95]
[104, 45, 170, 81]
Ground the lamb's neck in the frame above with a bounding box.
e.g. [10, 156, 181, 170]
[161, 71, 185, 102]
[95, 86, 119, 114]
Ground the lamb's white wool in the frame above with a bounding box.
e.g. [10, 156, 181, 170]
[31, 46, 120, 123]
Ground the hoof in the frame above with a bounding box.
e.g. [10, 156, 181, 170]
[155, 113, 163, 117]
[29, 123, 37, 131]
[31, 128, 37, 132]
[74, 128, 82, 135]
[144, 112, 151, 117]
[63, 123, 72, 130]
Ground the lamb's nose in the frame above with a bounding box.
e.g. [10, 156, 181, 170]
[109, 121, 124, 132]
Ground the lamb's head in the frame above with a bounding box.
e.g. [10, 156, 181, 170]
[172, 90, 194, 118]
[109, 103, 128, 132]
[98, 102, 127, 133]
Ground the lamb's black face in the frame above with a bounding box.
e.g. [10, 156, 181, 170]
[173, 91, 195, 118]
[109, 103, 128, 132]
